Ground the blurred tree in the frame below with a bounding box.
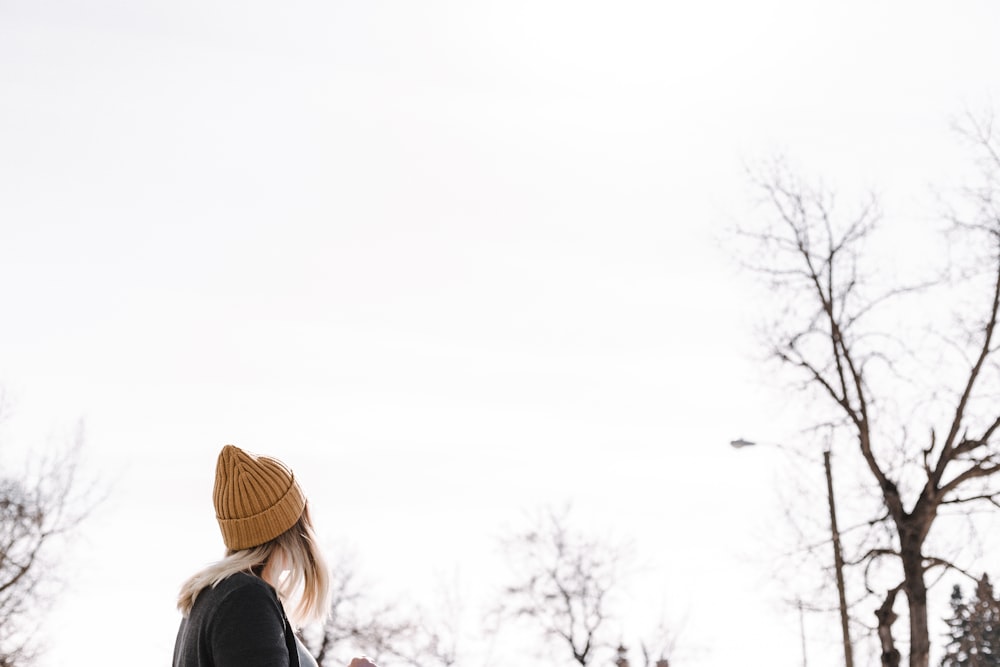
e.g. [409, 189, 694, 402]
[615, 641, 674, 667]
[941, 574, 1000, 667]
[496, 507, 629, 666]
[0, 422, 94, 666]
[637, 622, 679, 667]
[742, 114, 1000, 667]
[305, 551, 460, 667]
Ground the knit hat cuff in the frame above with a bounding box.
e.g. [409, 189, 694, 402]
[217, 479, 306, 551]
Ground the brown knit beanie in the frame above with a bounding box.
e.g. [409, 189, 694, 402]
[213, 444, 306, 551]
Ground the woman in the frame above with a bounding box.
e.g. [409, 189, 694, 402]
[173, 444, 377, 667]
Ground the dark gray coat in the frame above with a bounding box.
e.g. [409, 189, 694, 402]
[172, 571, 307, 667]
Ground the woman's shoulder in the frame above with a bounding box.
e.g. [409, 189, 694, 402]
[180, 571, 293, 667]
[192, 571, 280, 615]
[214, 571, 273, 593]
[183, 571, 286, 646]
[186, 571, 285, 634]
[213, 571, 279, 603]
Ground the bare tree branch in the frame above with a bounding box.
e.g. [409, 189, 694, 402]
[0, 422, 99, 666]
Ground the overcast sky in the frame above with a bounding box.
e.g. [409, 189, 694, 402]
[2, 2, 1000, 666]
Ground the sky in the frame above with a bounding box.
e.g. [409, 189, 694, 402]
[2, 1, 1000, 666]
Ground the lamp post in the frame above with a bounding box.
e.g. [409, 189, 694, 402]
[822, 448, 854, 667]
[730, 438, 854, 667]
[797, 599, 808, 667]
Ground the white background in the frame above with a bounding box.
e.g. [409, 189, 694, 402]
[2, 2, 1000, 666]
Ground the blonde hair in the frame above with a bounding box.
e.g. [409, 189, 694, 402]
[178, 504, 331, 628]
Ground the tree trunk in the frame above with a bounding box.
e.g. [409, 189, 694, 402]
[901, 540, 930, 667]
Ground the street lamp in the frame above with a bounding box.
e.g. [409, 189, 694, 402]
[730, 438, 854, 667]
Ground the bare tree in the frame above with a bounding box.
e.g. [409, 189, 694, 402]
[305, 551, 461, 667]
[497, 507, 628, 666]
[0, 422, 95, 666]
[741, 115, 1000, 667]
